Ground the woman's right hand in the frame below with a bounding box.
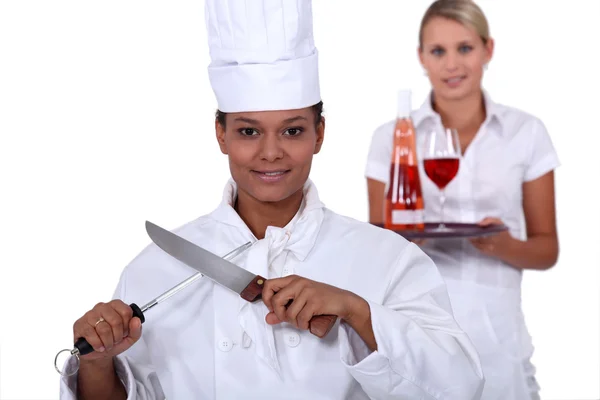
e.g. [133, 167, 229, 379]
[73, 300, 143, 362]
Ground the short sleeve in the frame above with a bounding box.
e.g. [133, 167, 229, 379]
[524, 118, 560, 182]
[365, 121, 395, 184]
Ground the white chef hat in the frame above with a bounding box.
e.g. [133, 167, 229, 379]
[204, 0, 321, 113]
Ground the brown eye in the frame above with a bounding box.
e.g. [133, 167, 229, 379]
[239, 128, 258, 136]
[284, 128, 303, 136]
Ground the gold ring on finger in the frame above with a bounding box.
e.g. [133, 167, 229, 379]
[95, 317, 106, 327]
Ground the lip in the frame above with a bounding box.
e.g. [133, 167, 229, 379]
[251, 169, 290, 183]
[443, 75, 467, 88]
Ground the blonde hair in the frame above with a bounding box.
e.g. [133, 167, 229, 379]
[419, 0, 490, 48]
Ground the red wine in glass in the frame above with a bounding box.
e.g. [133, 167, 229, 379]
[424, 158, 460, 190]
[422, 128, 462, 230]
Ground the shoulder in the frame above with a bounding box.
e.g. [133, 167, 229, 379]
[368, 119, 396, 149]
[320, 209, 444, 296]
[372, 119, 396, 139]
[365, 119, 397, 180]
[321, 209, 413, 255]
[494, 101, 549, 138]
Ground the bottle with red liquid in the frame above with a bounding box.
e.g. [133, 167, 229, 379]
[384, 90, 425, 231]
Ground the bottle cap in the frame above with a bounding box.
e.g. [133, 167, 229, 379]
[397, 89, 412, 118]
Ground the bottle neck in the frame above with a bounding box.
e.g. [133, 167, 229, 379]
[394, 117, 414, 136]
[392, 118, 417, 165]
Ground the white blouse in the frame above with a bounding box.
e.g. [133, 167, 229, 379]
[365, 91, 560, 289]
[365, 91, 560, 399]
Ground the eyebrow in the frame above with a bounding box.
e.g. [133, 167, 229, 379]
[233, 117, 261, 124]
[233, 115, 308, 125]
[282, 116, 308, 124]
[429, 39, 474, 48]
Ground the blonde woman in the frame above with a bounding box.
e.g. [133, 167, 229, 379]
[365, 1, 559, 399]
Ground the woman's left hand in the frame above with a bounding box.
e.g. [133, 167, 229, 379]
[261, 275, 366, 330]
[469, 217, 513, 258]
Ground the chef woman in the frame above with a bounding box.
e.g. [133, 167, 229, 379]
[60, 1, 484, 399]
[365, 1, 559, 399]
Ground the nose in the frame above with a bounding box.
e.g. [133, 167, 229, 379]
[444, 52, 459, 72]
[259, 134, 284, 162]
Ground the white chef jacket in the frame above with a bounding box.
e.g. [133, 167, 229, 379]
[60, 179, 484, 399]
[365, 90, 560, 400]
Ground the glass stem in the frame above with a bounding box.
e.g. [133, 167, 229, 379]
[440, 189, 446, 229]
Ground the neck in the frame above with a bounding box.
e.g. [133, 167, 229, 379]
[432, 90, 486, 135]
[234, 187, 304, 240]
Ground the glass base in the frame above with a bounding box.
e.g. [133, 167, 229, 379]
[432, 223, 451, 232]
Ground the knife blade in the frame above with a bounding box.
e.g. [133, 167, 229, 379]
[145, 220, 337, 338]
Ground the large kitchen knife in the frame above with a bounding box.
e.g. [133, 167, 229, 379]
[145, 221, 337, 338]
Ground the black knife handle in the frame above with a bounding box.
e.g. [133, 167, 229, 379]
[74, 303, 145, 356]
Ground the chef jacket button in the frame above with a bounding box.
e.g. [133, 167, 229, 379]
[285, 332, 300, 347]
[217, 337, 233, 352]
[282, 266, 295, 276]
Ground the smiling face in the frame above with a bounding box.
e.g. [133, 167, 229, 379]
[419, 16, 494, 102]
[216, 106, 324, 204]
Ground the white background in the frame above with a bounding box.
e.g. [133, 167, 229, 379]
[1, 1, 599, 399]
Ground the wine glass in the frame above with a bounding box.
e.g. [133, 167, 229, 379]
[422, 128, 462, 231]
